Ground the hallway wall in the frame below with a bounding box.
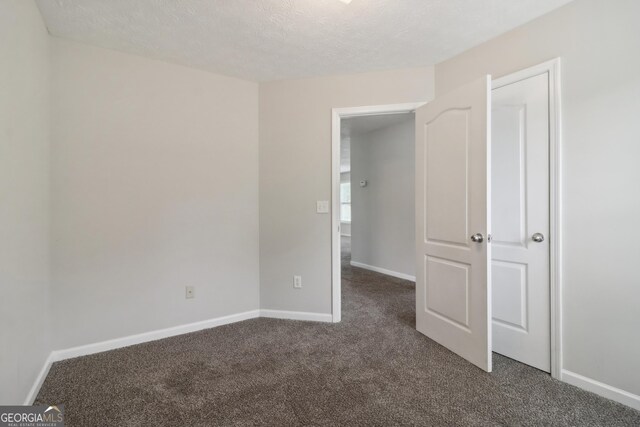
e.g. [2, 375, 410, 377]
[351, 117, 415, 279]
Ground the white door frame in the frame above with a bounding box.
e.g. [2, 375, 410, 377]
[331, 102, 426, 323]
[492, 58, 563, 379]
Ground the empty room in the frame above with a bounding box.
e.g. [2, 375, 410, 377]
[1, 0, 639, 425]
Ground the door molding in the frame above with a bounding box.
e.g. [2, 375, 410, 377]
[331, 102, 426, 323]
[492, 58, 563, 380]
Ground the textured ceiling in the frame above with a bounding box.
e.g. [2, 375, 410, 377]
[36, 0, 573, 81]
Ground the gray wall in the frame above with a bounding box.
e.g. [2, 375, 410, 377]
[0, 0, 51, 404]
[50, 39, 260, 350]
[351, 118, 415, 278]
[259, 68, 434, 315]
[436, 0, 640, 397]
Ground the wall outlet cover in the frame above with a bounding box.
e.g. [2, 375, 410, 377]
[185, 286, 195, 299]
[293, 275, 302, 289]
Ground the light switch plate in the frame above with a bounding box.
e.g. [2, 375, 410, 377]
[293, 275, 302, 289]
[316, 200, 329, 213]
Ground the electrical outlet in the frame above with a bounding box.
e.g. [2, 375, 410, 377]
[185, 286, 195, 299]
[293, 275, 302, 289]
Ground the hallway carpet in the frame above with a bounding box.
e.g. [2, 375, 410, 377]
[35, 238, 639, 426]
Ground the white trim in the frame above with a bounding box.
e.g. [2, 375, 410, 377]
[23, 353, 55, 405]
[51, 310, 260, 362]
[260, 309, 333, 323]
[25, 310, 260, 404]
[332, 102, 426, 324]
[561, 370, 640, 411]
[492, 58, 563, 380]
[350, 261, 416, 282]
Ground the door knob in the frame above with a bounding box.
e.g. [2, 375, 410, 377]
[532, 233, 545, 243]
[470, 233, 484, 243]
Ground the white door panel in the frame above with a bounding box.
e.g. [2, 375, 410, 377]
[491, 105, 527, 247]
[492, 73, 550, 372]
[492, 261, 527, 330]
[416, 75, 491, 372]
[424, 109, 470, 247]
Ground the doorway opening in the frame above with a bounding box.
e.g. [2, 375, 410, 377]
[331, 103, 426, 323]
[341, 112, 417, 279]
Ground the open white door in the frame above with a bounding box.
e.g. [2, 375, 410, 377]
[415, 75, 492, 372]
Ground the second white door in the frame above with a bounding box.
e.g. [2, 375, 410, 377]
[491, 72, 550, 372]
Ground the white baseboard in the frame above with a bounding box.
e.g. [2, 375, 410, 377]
[24, 310, 260, 404]
[51, 310, 261, 362]
[350, 261, 415, 282]
[561, 369, 640, 411]
[23, 353, 55, 405]
[260, 309, 333, 323]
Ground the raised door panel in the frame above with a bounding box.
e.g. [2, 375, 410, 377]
[492, 261, 527, 331]
[425, 256, 470, 331]
[425, 109, 469, 247]
[492, 105, 527, 247]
